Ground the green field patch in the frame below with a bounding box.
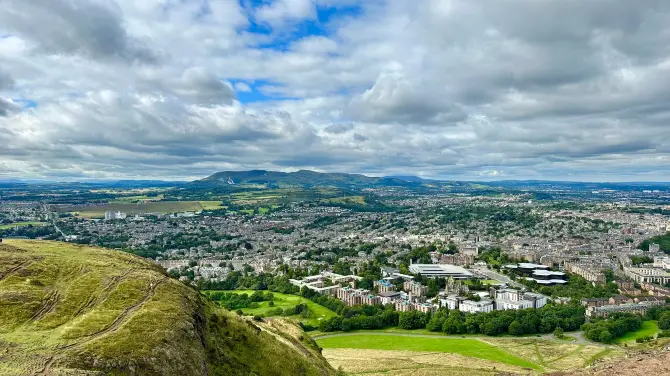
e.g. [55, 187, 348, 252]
[316, 334, 541, 370]
[0, 222, 47, 229]
[616, 320, 659, 343]
[206, 290, 337, 327]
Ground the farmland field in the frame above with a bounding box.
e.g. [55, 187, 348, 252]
[206, 290, 337, 327]
[56, 201, 222, 218]
[0, 222, 47, 229]
[616, 320, 659, 343]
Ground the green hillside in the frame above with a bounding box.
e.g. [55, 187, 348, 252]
[0, 240, 336, 376]
[194, 169, 426, 189]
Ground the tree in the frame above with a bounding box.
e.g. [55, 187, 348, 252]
[659, 312, 670, 330]
[398, 311, 428, 330]
[554, 327, 564, 339]
[509, 321, 524, 336]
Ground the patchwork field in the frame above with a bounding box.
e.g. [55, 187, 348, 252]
[57, 201, 222, 218]
[0, 221, 47, 229]
[207, 290, 337, 327]
[316, 333, 625, 375]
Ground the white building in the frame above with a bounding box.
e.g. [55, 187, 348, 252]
[408, 263, 473, 279]
[494, 289, 548, 310]
[624, 267, 670, 285]
[459, 299, 494, 313]
[654, 256, 670, 270]
[104, 211, 127, 220]
[649, 243, 661, 253]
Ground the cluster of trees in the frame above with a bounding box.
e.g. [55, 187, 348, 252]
[630, 255, 654, 266]
[520, 275, 619, 300]
[318, 303, 586, 336]
[318, 305, 399, 332]
[206, 291, 274, 310]
[430, 305, 584, 336]
[581, 314, 642, 343]
[265, 303, 312, 319]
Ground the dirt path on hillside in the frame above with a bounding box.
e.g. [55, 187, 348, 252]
[33, 276, 167, 376]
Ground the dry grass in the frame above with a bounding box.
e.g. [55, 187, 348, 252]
[323, 348, 528, 376]
[481, 338, 625, 372]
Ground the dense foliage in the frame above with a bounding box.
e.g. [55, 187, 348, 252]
[206, 291, 274, 310]
[520, 275, 619, 300]
[581, 314, 642, 343]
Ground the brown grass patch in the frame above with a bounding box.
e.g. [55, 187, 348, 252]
[322, 348, 527, 376]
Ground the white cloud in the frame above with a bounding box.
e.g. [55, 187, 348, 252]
[1, 0, 670, 181]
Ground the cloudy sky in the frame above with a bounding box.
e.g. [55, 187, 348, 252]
[1, 0, 670, 181]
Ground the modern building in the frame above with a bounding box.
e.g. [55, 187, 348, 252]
[494, 289, 547, 310]
[374, 279, 396, 293]
[395, 300, 414, 312]
[459, 299, 494, 313]
[408, 263, 473, 279]
[337, 287, 369, 306]
[440, 295, 462, 310]
[378, 291, 402, 305]
[403, 281, 428, 296]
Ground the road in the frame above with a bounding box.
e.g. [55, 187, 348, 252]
[41, 204, 67, 239]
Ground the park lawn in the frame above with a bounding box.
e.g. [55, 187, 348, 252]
[0, 222, 47, 229]
[616, 320, 659, 343]
[316, 334, 541, 370]
[209, 290, 337, 327]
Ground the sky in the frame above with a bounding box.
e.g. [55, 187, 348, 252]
[1, 0, 670, 182]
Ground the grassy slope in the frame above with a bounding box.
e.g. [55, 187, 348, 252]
[616, 320, 660, 343]
[0, 240, 335, 376]
[208, 289, 338, 326]
[316, 334, 541, 370]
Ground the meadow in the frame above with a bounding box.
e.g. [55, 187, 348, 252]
[57, 201, 222, 218]
[207, 290, 337, 327]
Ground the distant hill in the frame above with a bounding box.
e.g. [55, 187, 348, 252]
[0, 240, 336, 376]
[193, 169, 429, 189]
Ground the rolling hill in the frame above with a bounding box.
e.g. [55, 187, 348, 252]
[193, 169, 433, 190]
[0, 240, 337, 376]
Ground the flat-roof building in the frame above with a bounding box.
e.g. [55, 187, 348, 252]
[408, 264, 473, 279]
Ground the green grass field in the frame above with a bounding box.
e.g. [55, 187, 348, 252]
[0, 221, 47, 229]
[57, 201, 222, 218]
[316, 334, 541, 370]
[207, 290, 337, 326]
[616, 320, 659, 343]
